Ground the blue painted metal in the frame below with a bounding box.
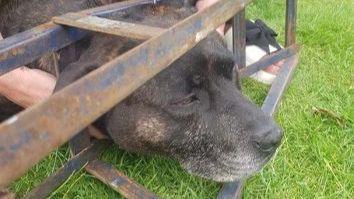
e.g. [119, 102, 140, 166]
[0, 23, 87, 75]
[0, 0, 161, 76]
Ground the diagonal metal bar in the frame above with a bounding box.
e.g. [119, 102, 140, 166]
[86, 160, 158, 199]
[239, 44, 299, 77]
[261, 54, 299, 115]
[53, 13, 165, 40]
[218, 53, 299, 199]
[0, 0, 160, 76]
[24, 141, 109, 199]
[0, 0, 251, 188]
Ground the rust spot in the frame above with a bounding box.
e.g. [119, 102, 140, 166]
[0, 189, 15, 199]
[10, 48, 25, 57]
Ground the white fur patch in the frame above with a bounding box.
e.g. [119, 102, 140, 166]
[136, 116, 166, 143]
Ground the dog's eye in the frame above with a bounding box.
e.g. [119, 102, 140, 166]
[192, 74, 204, 87]
[193, 75, 201, 85]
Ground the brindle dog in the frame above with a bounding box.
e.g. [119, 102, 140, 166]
[0, 0, 282, 182]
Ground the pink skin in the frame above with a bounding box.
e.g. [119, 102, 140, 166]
[0, 33, 56, 108]
[264, 59, 283, 74]
[0, 0, 282, 109]
[196, 0, 226, 35]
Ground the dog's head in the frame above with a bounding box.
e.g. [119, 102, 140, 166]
[107, 34, 282, 182]
[54, 0, 283, 182]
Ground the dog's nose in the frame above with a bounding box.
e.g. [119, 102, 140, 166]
[251, 127, 283, 153]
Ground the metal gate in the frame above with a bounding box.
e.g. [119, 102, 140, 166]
[0, 0, 299, 198]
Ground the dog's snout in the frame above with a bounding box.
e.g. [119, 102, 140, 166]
[252, 127, 283, 153]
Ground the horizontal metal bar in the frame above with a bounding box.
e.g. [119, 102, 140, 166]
[53, 13, 165, 40]
[0, 0, 251, 187]
[0, 0, 159, 76]
[80, 0, 162, 16]
[24, 141, 108, 199]
[0, 23, 87, 76]
[86, 160, 158, 199]
[261, 54, 299, 115]
[240, 44, 299, 78]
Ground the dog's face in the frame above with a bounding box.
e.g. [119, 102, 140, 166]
[48, 0, 283, 182]
[106, 33, 282, 182]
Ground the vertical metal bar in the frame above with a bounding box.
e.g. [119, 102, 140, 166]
[232, 9, 246, 68]
[285, 0, 297, 47]
[219, 8, 247, 199]
[232, 9, 246, 90]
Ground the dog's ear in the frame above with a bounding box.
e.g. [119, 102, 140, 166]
[184, 0, 198, 7]
[54, 62, 100, 92]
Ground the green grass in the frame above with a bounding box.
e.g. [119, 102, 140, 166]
[10, 0, 354, 198]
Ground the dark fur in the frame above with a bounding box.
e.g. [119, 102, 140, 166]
[0, 0, 282, 182]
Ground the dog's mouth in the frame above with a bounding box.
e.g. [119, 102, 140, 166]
[180, 153, 275, 182]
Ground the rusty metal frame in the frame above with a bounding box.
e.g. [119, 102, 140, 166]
[0, 0, 298, 198]
[0, 0, 162, 75]
[52, 13, 166, 40]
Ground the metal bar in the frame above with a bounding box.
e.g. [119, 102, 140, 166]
[0, 0, 251, 187]
[24, 141, 108, 199]
[80, 0, 162, 16]
[53, 14, 165, 40]
[285, 0, 297, 47]
[232, 9, 246, 90]
[0, 0, 159, 76]
[240, 44, 299, 77]
[86, 160, 158, 199]
[261, 54, 299, 115]
[0, 23, 87, 76]
[217, 181, 244, 199]
[232, 9, 246, 69]
[218, 53, 299, 199]
[223, 9, 247, 197]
